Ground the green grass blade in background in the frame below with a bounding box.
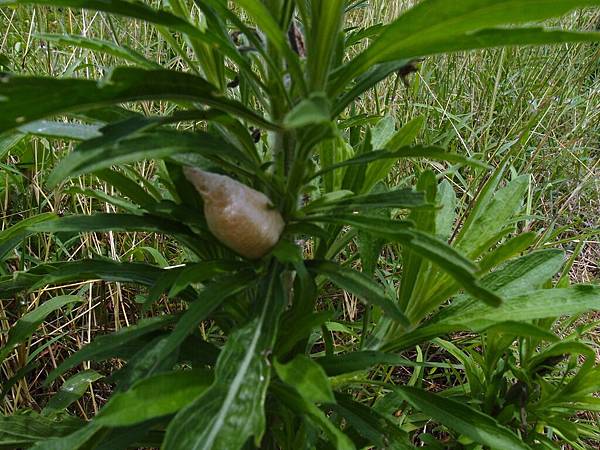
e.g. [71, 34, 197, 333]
[395, 386, 531, 450]
[35, 33, 161, 69]
[0, 295, 84, 364]
[333, 0, 600, 91]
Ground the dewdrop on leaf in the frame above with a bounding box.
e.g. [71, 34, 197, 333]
[183, 167, 285, 259]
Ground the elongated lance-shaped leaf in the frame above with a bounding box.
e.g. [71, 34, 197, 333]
[0, 295, 84, 364]
[0, 212, 57, 260]
[94, 369, 214, 427]
[440, 285, 600, 331]
[164, 264, 286, 450]
[309, 145, 489, 181]
[394, 386, 531, 450]
[332, 0, 600, 92]
[11, 213, 208, 258]
[383, 286, 600, 353]
[18, 121, 102, 141]
[45, 315, 178, 385]
[274, 355, 334, 404]
[118, 271, 256, 388]
[0, 414, 84, 449]
[271, 383, 356, 450]
[35, 33, 161, 68]
[306, 0, 345, 90]
[0, 259, 172, 300]
[94, 169, 158, 208]
[42, 370, 104, 417]
[306, 215, 502, 308]
[47, 129, 257, 188]
[432, 249, 565, 325]
[363, 116, 425, 194]
[332, 59, 412, 115]
[307, 260, 410, 327]
[0, 67, 276, 134]
[330, 394, 412, 449]
[301, 188, 429, 214]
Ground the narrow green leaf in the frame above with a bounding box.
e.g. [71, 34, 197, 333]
[456, 175, 530, 258]
[18, 120, 102, 140]
[332, 59, 412, 115]
[35, 33, 161, 69]
[164, 267, 284, 450]
[306, 0, 345, 90]
[434, 179, 457, 242]
[274, 355, 334, 404]
[95, 369, 213, 427]
[310, 145, 489, 181]
[363, 116, 425, 193]
[395, 386, 531, 450]
[0, 414, 83, 448]
[307, 260, 410, 327]
[435, 249, 565, 323]
[30, 422, 103, 450]
[235, 0, 306, 93]
[0, 212, 57, 260]
[0, 67, 275, 134]
[42, 370, 104, 416]
[302, 188, 428, 214]
[308, 215, 502, 308]
[47, 128, 255, 188]
[444, 285, 600, 330]
[272, 383, 355, 450]
[284, 93, 331, 129]
[168, 261, 244, 298]
[0, 295, 84, 364]
[94, 169, 158, 208]
[316, 351, 423, 377]
[44, 315, 177, 385]
[119, 272, 256, 386]
[27, 212, 207, 257]
[331, 394, 412, 449]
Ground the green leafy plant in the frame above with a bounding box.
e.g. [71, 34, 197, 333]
[0, 0, 599, 449]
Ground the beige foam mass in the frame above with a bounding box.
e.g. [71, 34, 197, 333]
[184, 167, 285, 259]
